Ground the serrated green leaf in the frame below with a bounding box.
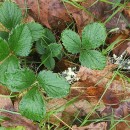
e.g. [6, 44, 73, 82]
[62, 30, 81, 54]
[47, 43, 62, 57]
[0, 38, 10, 61]
[38, 70, 70, 98]
[42, 28, 56, 44]
[35, 41, 46, 55]
[4, 69, 36, 92]
[0, 55, 20, 85]
[0, 1, 22, 30]
[8, 24, 32, 56]
[27, 22, 44, 42]
[41, 54, 55, 70]
[36, 28, 56, 54]
[79, 50, 106, 70]
[0, 31, 9, 40]
[19, 87, 45, 121]
[82, 22, 107, 49]
[40, 43, 62, 70]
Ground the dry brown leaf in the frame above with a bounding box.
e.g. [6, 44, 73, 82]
[46, 98, 67, 126]
[0, 96, 14, 110]
[46, 98, 98, 127]
[0, 85, 9, 95]
[62, 99, 97, 126]
[77, 64, 116, 85]
[14, 0, 128, 34]
[72, 122, 107, 130]
[75, 64, 130, 106]
[123, 3, 130, 23]
[15, 0, 95, 33]
[102, 90, 120, 108]
[126, 46, 130, 54]
[101, 102, 130, 120]
[15, 0, 51, 28]
[116, 116, 130, 130]
[107, 30, 130, 56]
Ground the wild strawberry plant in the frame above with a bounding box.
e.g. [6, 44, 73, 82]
[61, 22, 107, 70]
[0, 1, 108, 122]
[0, 1, 70, 121]
[36, 28, 62, 70]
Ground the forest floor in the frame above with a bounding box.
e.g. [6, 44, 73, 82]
[1, 0, 130, 130]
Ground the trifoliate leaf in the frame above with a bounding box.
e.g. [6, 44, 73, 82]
[82, 22, 107, 49]
[27, 22, 44, 42]
[19, 87, 46, 121]
[79, 50, 106, 70]
[8, 24, 32, 56]
[61, 30, 81, 54]
[36, 28, 56, 54]
[0, 38, 10, 61]
[47, 43, 62, 57]
[38, 70, 70, 98]
[0, 55, 20, 85]
[4, 69, 36, 92]
[41, 54, 55, 70]
[0, 1, 22, 30]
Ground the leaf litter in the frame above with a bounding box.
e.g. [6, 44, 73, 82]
[1, 0, 130, 129]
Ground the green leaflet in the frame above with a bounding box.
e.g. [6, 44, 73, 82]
[27, 22, 44, 42]
[19, 87, 46, 121]
[47, 43, 62, 57]
[0, 55, 20, 85]
[36, 28, 56, 54]
[4, 69, 36, 92]
[61, 30, 81, 54]
[36, 28, 61, 70]
[41, 53, 55, 70]
[41, 43, 62, 70]
[38, 70, 70, 98]
[82, 22, 107, 49]
[8, 24, 32, 56]
[42, 28, 56, 45]
[0, 38, 10, 61]
[0, 31, 9, 40]
[79, 50, 106, 70]
[0, 1, 22, 30]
